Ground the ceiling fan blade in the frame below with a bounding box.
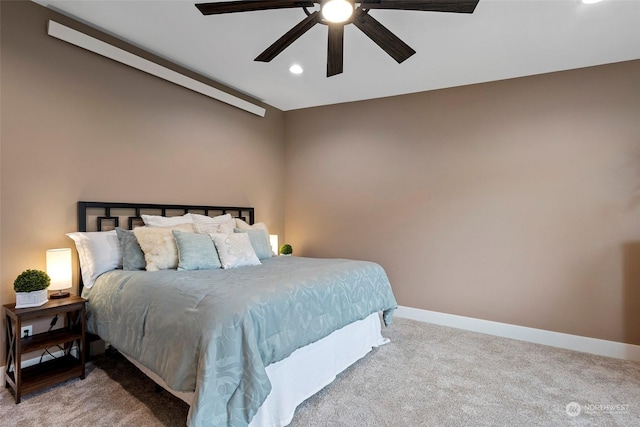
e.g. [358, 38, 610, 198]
[327, 24, 344, 77]
[255, 11, 321, 62]
[352, 9, 416, 63]
[196, 0, 315, 15]
[360, 0, 479, 14]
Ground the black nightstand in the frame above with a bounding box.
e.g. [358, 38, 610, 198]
[3, 295, 86, 403]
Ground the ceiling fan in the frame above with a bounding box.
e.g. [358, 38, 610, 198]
[195, 0, 479, 77]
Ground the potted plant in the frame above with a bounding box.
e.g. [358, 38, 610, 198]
[14, 269, 51, 308]
[279, 244, 293, 256]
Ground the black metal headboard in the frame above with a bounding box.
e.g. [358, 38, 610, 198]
[78, 201, 254, 232]
[77, 201, 255, 292]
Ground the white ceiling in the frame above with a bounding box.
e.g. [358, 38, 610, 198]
[33, 0, 640, 111]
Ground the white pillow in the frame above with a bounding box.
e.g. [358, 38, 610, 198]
[210, 233, 261, 269]
[133, 224, 194, 271]
[192, 213, 236, 234]
[235, 218, 273, 254]
[141, 213, 193, 227]
[66, 230, 122, 289]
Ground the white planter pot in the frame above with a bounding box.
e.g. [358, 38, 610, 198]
[15, 289, 48, 309]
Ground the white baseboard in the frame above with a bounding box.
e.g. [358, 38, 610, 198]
[395, 305, 640, 362]
[3, 311, 636, 378]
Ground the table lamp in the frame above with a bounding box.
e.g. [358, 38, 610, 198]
[47, 248, 72, 299]
[269, 234, 279, 256]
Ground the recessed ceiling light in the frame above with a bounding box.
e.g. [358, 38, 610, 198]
[581, 0, 604, 4]
[289, 64, 303, 75]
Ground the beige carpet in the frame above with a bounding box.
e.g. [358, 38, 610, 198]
[1, 318, 639, 426]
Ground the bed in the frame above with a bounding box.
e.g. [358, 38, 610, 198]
[71, 201, 397, 427]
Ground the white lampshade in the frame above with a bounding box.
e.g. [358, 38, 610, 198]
[269, 235, 279, 256]
[322, 0, 354, 23]
[47, 248, 72, 296]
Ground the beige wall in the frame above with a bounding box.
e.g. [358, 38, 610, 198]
[0, 1, 285, 362]
[284, 60, 640, 345]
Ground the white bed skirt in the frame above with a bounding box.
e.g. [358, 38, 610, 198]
[121, 312, 388, 426]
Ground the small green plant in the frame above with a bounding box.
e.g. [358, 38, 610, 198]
[13, 269, 51, 293]
[279, 244, 293, 255]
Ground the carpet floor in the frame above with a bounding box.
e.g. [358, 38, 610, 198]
[1, 317, 639, 426]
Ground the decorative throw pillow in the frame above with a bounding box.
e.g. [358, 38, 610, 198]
[141, 213, 193, 227]
[234, 228, 272, 260]
[115, 227, 146, 270]
[210, 233, 261, 269]
[234, 218, 273, 254]
[133, 223, 194, 271]
[192, 213, 236, 234]
[66, 230, 122, 289]
[172, 230, 221, 270]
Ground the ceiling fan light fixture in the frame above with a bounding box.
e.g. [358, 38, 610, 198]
[196, 0, 481, 77]
[322, 0, 354, 23]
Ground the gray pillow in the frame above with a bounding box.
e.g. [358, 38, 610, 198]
[172, 230, 221, 270]
[115, 227, 146, 270]
[234, 228, 272, 260]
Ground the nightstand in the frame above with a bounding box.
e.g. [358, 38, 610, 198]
[3, 295, 86, 403]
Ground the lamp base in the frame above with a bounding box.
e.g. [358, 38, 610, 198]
[50, 291, 70, 299]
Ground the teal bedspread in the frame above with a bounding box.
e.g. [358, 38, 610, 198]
[83, 256, 397, 426]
